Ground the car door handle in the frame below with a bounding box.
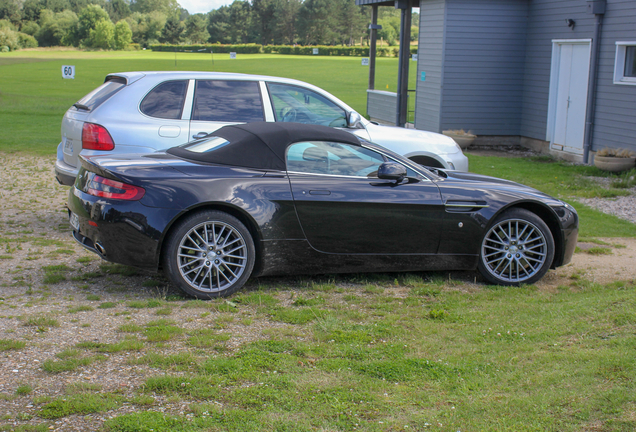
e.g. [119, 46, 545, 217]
[192, 132, 209, 139]
[308, 190, 331, 195]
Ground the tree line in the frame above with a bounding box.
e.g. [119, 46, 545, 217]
[0, 0, 417, 51]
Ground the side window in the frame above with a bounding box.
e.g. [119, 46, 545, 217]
[140, 80, 188, 119]
[192, 80, 264, 122]
[286, 141, 385, 177]
[268, 83, 347, 127]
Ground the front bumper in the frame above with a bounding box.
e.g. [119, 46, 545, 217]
[444, 151, 469, 172]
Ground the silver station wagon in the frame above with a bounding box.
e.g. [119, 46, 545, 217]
[55, 71, 469, 185]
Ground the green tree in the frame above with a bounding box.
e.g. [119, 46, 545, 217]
[106, 0, 131, 22]
[125, 10, 165, 45]
[69, 0, 106, 14]
[68, 4, 110, 46]
[0, 0, 22, 25]
[251, 0, 275, 44]
[207, 6, 231, 44]
[183, 13, 208, 44]
[335, 0, 367, 45]
[36, 8, 78, 46]
[227, 0, 251, 43]
[377, 16, 399, 46]
[297, 0, 337, 45]
[159, 14, 182, 43]
[130, 0, 178, 17]
[21, 0, 71, 22]
[113, 18, 131, 48]
[88, 17, 113, 48]
[20, 20, 41, 35]
[272, 0, 300, 44]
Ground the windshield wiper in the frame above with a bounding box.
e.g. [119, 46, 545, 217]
[73, 102, 90, 111]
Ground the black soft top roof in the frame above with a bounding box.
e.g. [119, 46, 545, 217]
[167, 122, 362, 171]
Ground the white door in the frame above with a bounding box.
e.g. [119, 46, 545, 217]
[547, 40, 591, 154]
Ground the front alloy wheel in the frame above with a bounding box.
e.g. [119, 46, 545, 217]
[164, 211, 255, 298]
[478, 208, 555, 286]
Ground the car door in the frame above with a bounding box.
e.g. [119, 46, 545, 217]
[188, 80, 266, 141]
[266, 82, 372, 141]
[286, 141, 444, 254]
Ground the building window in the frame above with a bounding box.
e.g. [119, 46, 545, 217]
[614, 42, 636, 85]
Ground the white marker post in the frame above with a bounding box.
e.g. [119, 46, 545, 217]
[361, 58, 369, 66]
[62, 65, 75, 79]
[229, 52, 237, 59]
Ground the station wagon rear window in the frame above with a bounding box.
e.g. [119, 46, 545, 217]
[192, 80, 264, 122]
[74, 76, 127, 112]
[140, 80, 188, 119]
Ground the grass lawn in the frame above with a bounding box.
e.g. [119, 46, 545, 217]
[5, 274, 635, 431]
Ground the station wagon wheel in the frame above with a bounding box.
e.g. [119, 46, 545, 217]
[163, 211, 255, 299]
[478, 208, 555, 286]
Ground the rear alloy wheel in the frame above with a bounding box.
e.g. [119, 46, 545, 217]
[164, 211, 255, 299]
[478, 208, 555, 286]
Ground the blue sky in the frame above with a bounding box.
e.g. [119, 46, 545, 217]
[180, 0, 232, 14]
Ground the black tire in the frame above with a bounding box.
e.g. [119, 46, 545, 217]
[478, 208, 555, 286]
[163, 210, 255, 299]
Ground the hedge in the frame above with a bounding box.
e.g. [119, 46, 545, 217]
[150, 44, 262, 54]
[151, 44, 418, 57]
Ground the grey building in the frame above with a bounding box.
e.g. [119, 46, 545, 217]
[358, 0, 636, 163]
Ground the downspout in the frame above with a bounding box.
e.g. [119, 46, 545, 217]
[395, 0, 412, 127]
[582, 0, 607, 164]
[369, 5, 380, 90]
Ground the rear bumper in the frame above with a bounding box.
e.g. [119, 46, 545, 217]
[67, 186, 181, 269]
[55, 154, 78, 186]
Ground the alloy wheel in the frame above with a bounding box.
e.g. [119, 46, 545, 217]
[481, 218, 548, 283]
[177, 221, 248, 292]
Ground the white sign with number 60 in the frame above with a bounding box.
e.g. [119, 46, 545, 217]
[62, 65, 75, 79]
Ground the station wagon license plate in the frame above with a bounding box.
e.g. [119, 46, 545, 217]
[63, 138, 73, 155]
[69, 212, 80, 232]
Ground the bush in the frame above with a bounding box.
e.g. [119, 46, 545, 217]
[0, 27, 36, 50]
[0, 28, 19, 50]
[18, 32, 38, 48]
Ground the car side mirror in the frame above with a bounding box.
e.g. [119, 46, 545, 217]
[347, 111, 365, 129]
[377, 162, 406, 182]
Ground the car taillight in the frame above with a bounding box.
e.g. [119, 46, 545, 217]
[82, 123, 115, 151]
[87, 174, 145, 201]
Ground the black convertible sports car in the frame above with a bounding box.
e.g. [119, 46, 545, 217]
[68, 122, 578, 298]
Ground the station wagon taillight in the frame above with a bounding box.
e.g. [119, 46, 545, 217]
[82, 123, 115, 151]
[86, 174, 145, 201]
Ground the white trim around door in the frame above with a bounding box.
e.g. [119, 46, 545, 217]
[546, 39, 592, 155]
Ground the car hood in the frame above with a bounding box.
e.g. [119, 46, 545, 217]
[437, 170, 562, 205]
[363, 123, 462, 156]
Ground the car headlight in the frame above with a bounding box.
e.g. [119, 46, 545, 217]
[562, 202, 577, 213]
